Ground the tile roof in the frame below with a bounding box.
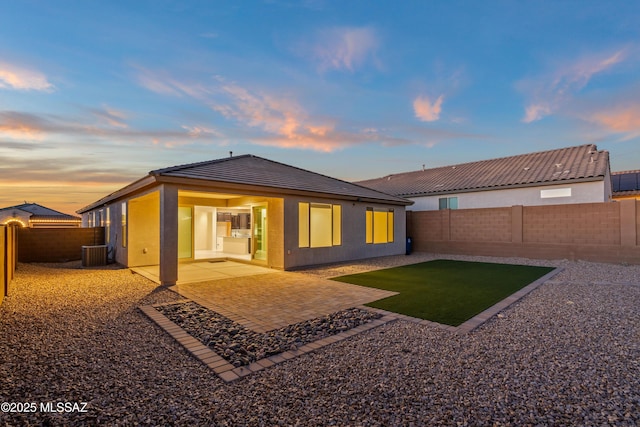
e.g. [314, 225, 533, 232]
[611, 170, 640, 196]
[153, 154, 411, 204]
[356, 144, 609, 197]
[79, 155, 411, 213]
[0, 203, 80, 220]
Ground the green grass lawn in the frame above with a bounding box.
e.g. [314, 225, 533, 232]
[332, 260, 554, 326]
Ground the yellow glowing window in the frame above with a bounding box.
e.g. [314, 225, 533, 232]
[332, 205, 341, 246]
[121, 202, 127, 248]
[366, 208, 394, 244]
[105, 207, 111, 244]
[298, 202, 342, 248]
[298, 203, 310, 247]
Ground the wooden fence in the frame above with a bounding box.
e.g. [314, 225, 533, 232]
[1, 224, 18, 305]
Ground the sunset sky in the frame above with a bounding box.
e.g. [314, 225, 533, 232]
[1, 1, 640, 215]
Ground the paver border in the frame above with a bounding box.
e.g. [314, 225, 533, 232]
[139, 302, 397, 383]
[360, 267, 564, 333]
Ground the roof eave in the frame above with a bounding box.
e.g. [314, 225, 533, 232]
[77, 175, 158, 214]
[398, 176, 605, 198]
[155, 175, 413, 206]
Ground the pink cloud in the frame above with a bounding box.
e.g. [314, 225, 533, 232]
[0, 62, 54, 91]
[589, 105, 640, 140]
[520, 49, 626, 123]
[413, 95, 444, 122]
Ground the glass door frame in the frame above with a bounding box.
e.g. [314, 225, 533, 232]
[251, 204, 267, 262]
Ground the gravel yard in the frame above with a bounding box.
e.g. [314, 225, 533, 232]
[1, 254, 639, 426]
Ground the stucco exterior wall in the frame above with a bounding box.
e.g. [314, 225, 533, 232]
[283, 196, 406, 270]
[0, 210, 30, 227]
[127, 191, 160, 267]
[81, 185, 407, 273]
[409, 181, 608, 211]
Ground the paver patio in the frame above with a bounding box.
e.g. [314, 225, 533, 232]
[163, 262, 397, 332]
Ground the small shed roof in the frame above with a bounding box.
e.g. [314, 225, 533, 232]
[357, 144, 610, 197]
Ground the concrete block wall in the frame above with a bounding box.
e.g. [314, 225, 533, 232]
[409, 200, 640, 264]
[523, 203, 620, 245]
[17, 227, 105, 263]
[450, 207, 511, 242]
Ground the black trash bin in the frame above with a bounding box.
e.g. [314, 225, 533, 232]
[405, 237, 413, 255]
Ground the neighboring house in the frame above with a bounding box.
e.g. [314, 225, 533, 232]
[611, 170, 640, 200]
[357, 144, 612, 210]
[78, 154, 412, 285]
[0, 203, 81, 228]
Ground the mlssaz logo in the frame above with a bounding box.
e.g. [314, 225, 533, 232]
[40, 402, 89, 413]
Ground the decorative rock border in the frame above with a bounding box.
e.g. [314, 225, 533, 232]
[140, 303, 397, 382]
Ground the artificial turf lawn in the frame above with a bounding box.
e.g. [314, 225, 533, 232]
[332, 259, 554, 326]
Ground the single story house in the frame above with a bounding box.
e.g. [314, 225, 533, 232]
[0, 203, 81, 228]
[78, 154, 412, 285]
[611, 170, 640, 200]
[357, 144, 612, 210]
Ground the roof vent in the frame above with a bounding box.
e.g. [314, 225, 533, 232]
[524, 167, 530, 171]
[555, 163, 562, 168]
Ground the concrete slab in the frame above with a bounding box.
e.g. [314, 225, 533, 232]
[169, 269, 396, 332]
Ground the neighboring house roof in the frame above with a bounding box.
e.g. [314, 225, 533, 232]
[357, 144, 610, 197]
[0, 203, 80, 221]
[79, 154, 411, 213]
[611, 170, 640, 197]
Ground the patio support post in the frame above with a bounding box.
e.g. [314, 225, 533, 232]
[159, 184, 179, 286]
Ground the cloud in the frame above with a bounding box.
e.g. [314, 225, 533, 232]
[89, 106, 129, 128]
[522, 103, 552, 124]
[136, 69, 481, 151]
[0, 110, 218, 148]
[0, 62, 54, 91]
[307, 26, 380, 72]
[520, 49, 626, 123]
[413, 95, 444, 122]
[588, 104, 640, 140]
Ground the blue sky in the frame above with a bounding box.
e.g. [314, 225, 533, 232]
[1, 0, 639, 214]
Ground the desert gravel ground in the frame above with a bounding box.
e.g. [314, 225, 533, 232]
[0, 253, 638, 426]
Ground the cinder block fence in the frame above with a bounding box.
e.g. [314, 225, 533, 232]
[407, 199, 640, 264]
[17, 227, 105, 263]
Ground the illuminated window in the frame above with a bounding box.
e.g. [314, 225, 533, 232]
[105, 207, 111, 244]
[121, 202, 127, 248]
[439, 197, 458, 210]
[298, 202, 342, 248]
[366, 208, 394, 244]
